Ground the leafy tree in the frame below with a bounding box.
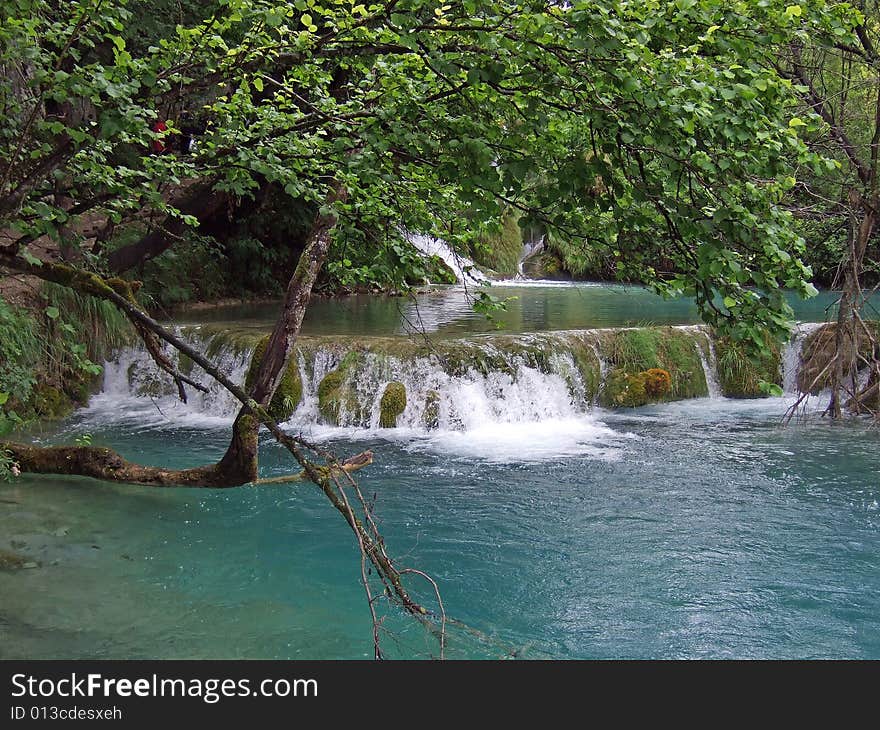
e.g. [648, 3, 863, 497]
[0, 0, 860, 652]
[774, 0, 880, 415]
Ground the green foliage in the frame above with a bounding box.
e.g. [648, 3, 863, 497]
[42, 282, 131, 363]
[0, 296, 40, 402]
[715, 334, 782, 398]
[0, 286, 127, 428]
[0, 447, 19, 482]
[1, 0, 863, 355]
[135, 233, 227, 308]
[324, 233, 458, 292]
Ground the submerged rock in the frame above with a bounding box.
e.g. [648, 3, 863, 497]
[317, 351, 363, 425]
[0, 549, 36, 571]
[423, 390, 441, 429]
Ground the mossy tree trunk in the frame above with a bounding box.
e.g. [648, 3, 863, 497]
[0, 185, 345, 487]
[213, 183, 347, 483]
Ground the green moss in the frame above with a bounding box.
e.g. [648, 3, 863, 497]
[245, 335, 302, 421]
[471, 209, 523, 277]
[569, 340, 602, 402]
[599, 327, 708, 406]
[379, 381, 407, 428]
[715, 335, 781, 398]
[31, 384, 74, 419]
[317, 351, 363, 424]
[600, 368, 670, 407]
[423, 390, 441, 429]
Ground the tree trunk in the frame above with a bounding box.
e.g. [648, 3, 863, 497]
[105, 182, 228, 273]
[212, 183, 347, 481]
[0, 182, 345, 487]
[829, 194, 877, 417]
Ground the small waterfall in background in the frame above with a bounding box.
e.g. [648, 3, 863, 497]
[515, 235, 545, 279]
[407, 233, 489, 286]
[781, 322, 824, 395]
[698, 330, 723, 398]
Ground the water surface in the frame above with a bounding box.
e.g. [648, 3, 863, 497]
[3, 397, 878, 659]
[171, 283, 876, 338]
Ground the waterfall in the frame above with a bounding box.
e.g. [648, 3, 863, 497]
[88, 324, 822, 433]
[407, 233, 489, 286]
[699, 332, 723, 398]
[781, 322, 825, 395]
[515, 235, 545, 279]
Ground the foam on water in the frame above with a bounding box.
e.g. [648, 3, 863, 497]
[83, 320, 839, 460]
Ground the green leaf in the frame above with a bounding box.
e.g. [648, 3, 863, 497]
[759, 381, 784, 397]
[45, 306, 60, 320]
[21, 250, 42, 267]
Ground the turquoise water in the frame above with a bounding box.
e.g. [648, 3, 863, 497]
[3, 397, 879, 659]
[172, 283, 879, 337]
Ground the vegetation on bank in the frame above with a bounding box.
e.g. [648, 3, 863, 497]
[0, 288, 131, 435]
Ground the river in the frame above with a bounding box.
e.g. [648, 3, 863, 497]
[1, 282, 879, 659]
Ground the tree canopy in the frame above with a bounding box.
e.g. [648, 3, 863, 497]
[1, 0, 863, 349]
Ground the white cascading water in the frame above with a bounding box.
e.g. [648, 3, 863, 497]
[781, 322, 824, 395]
[85, 322, 826, 460]
[89, 326, 252, 428]
[681, 326, 722, 399]
[87, 328, 631, 460]
[407, 233, 489, 286]
[515, 235, 545, 279]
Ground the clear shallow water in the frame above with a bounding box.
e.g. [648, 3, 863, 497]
[3, 397, 880, 659]
[172, 283, 879, 337]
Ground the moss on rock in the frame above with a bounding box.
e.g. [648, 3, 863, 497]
[715, 335, 781, 398]
[569, 340, 602, 402]
[379, 381, 407, 428]
[600, 367, 671, 408]
[31, 384, 74, 419]
[471, 209, 524, 277]
[598, 327, 708, 406]
[317, 351, 363, 424]
[245, 335, 303, 422]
